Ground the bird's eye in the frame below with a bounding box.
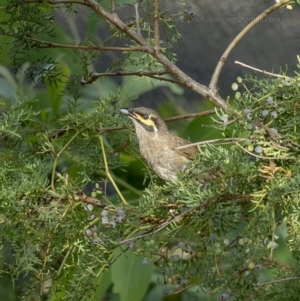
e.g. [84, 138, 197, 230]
[143, 115, 149, 120]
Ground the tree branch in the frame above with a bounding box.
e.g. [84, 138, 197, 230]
[235, 61, 292, 79]
[80, 70, 171, 85]
[164, 109, 216, 122]
[111, 0, 115, 13]
[209, 0, 293, 90]
[134, 1, 142, 35]
[26, 0, 229, 109]
[27, 37, 146, 52]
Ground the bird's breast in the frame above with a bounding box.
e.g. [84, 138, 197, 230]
[138, 134, 190, 180]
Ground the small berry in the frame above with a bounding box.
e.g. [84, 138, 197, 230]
[87, 214, 95, 220]
[180, 279, 188, 287]
[238, 238, 245, 245]
[247, 123, 255, 131]
[266, 97, 277, 107]
[117, 215, 125, 223]
[84, 229, 92, 236]
[231, 83, 238, 91]
[220, 293, 229, 300]
[142, 259, 149, 266]
[86, 204, 94, 211]
[270, 111, 278, 119]
[223, 238, 230, 246]
[92, 237, 101, 244]
[246, 113, 252, 120]
[248, 261, 255, 269]
[118, 208, 125, 217]
[186, 6, 194, 17]
[101, 210, 108, 216]
[91, 225, 97, 232]
[210, 233, 218, 241]
[244, 107, 251, 114]
[109, 220, 116, 228]
[220, 115, 228, 124]
[178, 241, 185, 249]
[262, 109, 269, 116]
[162, 288, 171, 295]
[255, 264, 263, 270]
[172, 254, 180, 262]
[111, 215, 118, 222]
[128, 241, 134, 250]
[101, 216, 109, 224]
[255, 146, 263, 154]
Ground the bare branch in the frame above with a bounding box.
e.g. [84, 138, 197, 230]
[80, 70, 171, 85]
[209, 0, 293, 90]
[165, 109, 216, 122]
[27, 37, 146, 52]
[235, 142, 295, 160]
[26, 0, 229, 109]
[175, 138, 247, 150]
[111, 0, 115, 13]
[235, 61, 292, 79]
[75, 192, 106, 207]
[134, 1, 142, 35]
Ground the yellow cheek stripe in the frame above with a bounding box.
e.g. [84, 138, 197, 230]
[135, 114, 157, 132]
[136, 114, 156, 128]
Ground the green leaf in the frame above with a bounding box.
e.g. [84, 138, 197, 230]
[112, 250, 154, 301]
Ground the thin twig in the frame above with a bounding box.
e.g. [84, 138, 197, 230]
[99, 133, 129, 205]
[111, 0, 115, 13]
[256, 276, 300, 287]
[209, 0, 293, 90]
[80, 70, 170, 85]
[51, 131, 80, 191]
[134, 1, 142, 35]
[153, 0, 160, 53]
[175, 138, 247, 150]
[142, 74, 184, 85]
[235, 61, 292, 79]
[27, 37, 146, 52]
[74, 192, 106, 207]
[165, 109, 216, 122]
[235, 142, 295, 160]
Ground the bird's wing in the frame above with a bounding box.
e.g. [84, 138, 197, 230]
[171, 136, 198, 160]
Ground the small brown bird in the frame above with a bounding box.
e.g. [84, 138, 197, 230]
[120, 107, 197, 180]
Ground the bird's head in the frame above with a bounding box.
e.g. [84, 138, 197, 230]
[120, 107, 168, 136]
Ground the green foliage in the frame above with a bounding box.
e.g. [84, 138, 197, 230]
[2, 69, 300, 300]
[1, 0, 300, 301]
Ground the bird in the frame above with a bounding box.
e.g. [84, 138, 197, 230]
[120, 107, 198, 181]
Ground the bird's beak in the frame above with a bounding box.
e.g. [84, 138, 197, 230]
[120, 108, 136, 118]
